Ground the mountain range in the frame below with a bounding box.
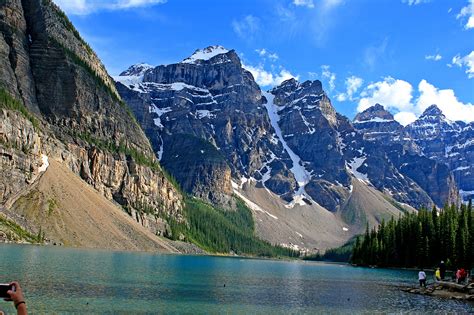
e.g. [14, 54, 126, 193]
[0, 0, 469, 253]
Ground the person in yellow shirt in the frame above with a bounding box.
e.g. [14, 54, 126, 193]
[435, 268, 441, 281]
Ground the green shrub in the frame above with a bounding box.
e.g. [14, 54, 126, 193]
[0, 215, 39, 243]
[0, 88, 39, 129]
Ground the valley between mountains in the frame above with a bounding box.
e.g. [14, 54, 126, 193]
[0, 0, 469, 255]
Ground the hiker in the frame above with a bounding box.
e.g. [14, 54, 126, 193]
[3, 281, 27, 315]
[439, 261, 446, 280]
[418, 269, 427, 287]
[457, 268, 467, 284]
[435, 267, 441, 281]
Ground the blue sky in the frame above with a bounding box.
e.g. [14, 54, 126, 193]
[54, 0, 474, 124]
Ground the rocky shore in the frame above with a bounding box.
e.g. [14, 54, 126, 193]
[402, 281, 474, 302]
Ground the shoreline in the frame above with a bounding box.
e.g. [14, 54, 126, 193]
[0, 241, 302, 262]
[402, 281, 474, 303]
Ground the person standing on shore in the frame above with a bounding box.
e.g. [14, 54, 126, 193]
[439, 261, 446, 280]
[435, 268, 441, 281]
[418, 269, 427, 287]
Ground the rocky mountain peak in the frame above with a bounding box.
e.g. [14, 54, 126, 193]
[119, 63, 154, 77]
[272, 79, 323, 96]
[300, 80, 323, 92]
[280, 77, 298, 87]
[418, 104, 445, 121]
[354, 103, 395, 122]
[407, 104, 457, 138]
[181, 45, 233, 64]
[271, 78, 335, 128]
[352, 104, 403, 143]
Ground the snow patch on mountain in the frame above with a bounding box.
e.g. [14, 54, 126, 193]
[354, 117, 394, 124]
[182, 45, 229, 64]
[196, 109, 217, 119]
[114, 63, 154, 89]
[114, 75, 145, 92]
[149, 105, 172, 129]
[260, 152, 277, 184]
[38, 154, 49, 173]
[346, 156, 370, 184]
[231, 181, 278, 220]
[263, 91, 313, 207]
[157, 135, 164, 161]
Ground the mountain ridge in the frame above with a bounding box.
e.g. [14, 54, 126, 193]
[114, 46, 459, 250]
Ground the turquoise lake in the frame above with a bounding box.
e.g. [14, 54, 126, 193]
[0, 244, 472, 314]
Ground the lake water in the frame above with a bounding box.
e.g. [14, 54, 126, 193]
[0, 244, 472, 314]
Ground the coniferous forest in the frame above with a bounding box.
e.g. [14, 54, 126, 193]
[351, 202, 474, 269]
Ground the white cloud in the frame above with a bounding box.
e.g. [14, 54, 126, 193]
[308, 72, 318, 79]
[243, 64, 298, 87]
[357, 77, 474, 124]
[401, 0, 430, 5]
[336, 75, 363, 102]
[457, 0, 474, 29]
[425, 54, 442, 61]
[256, 48, 267, 57]
[451, 51, 474, 78]
[394, 112, 417, 126]
[255, 48, 279, 61]
[321, 65, 336, 91]
[53, 0, 166, 15]
[268, 53, 279, 61]
[293, 0, 314, 8]
[358, 77, 413, 112]
[232, 15, 260, 40]
[416, 80, 474, 121]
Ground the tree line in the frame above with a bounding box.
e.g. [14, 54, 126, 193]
[168, 197, 300, 258]
[351, 202, 474, 269]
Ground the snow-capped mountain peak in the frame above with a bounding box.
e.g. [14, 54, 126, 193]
[420, 104, 444, 118]
[114, 63, 154, 88]
[119, 63, 154, 77]
[181, 45, 230, 64]
[408, 104, 457, 132]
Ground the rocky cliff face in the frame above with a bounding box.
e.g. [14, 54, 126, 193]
[268, 80, 438, 210]
[353, 104, 404, 142]
[267, 79, 350, 210]
[405, 105, 470, 201]
[116, 46, 296, 206]
[353, 104, 460, 205]
[117, 49, 456, 212]
[0, 0, 183, 238]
